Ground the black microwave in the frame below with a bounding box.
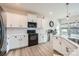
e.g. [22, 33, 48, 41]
[28, 22, 37, 28]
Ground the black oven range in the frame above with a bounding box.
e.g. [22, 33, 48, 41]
[27, 22, 38, 46]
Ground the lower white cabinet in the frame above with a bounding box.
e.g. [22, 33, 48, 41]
[38, 32, 48, 43]
[19, 35, 28, 47]
[38, 33, 43, 43]
[7, 34, 28, 50]
[7, 36, 19, 50]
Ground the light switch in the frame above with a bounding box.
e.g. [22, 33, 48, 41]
[19, 39, 22, 41]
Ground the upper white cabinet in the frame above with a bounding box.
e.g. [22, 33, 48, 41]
[27, 14, 43, 28]
[37, 18, 42, 28]
[19, 17, 27, 28]
[6, 12, 27, 28]
[42, 18, 48, 29]
[27, 14, 37, 22]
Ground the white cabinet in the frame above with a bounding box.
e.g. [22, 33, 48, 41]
[38, 30, 48, 43]
[19, 18, 27, 28]
[19, 35, 28, 47]
[37, 18, 42, 28]
[38, 33, 43, 43]
[42, 18, 48, 29]
[7, 34, 28, 50]
[6, 12, 27, 28]
[27, 14, 37, 22]
[38, 30, 43, 43]
[7, 35, 20, 50]
[42, 33, 48, 43]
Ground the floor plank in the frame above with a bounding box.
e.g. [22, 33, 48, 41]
[7, 42, 60, 56]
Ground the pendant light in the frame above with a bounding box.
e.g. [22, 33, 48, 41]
[66, 3, 70, 20]
[66, 3, 71, 42]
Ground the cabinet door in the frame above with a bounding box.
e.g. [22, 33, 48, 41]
[27, 15, 33, 22]
[42, 18, 48, 29]
[42, 33, 48, 43]
[38, 33, 43, 43]
[38, 33, 48, 43]
[61, 41, 69, 55]
[37, 30, 43, 43]
[27, 15, 37, 22]
[7, 36, 20, 50]
[37, 18, 42, 28]
[7, 35, 28, 50]
[7, 12, 20, 27]
[52, 38, 62, 54]
[19, 17, 27, 28]
[19, 35, 28, 47]
[7, 12, 27, 27]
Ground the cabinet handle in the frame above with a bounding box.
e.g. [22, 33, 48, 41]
[66, 47, 69, 52]
[15, 36, 17, 38]
[19, 39, 22, 41]
[7, 42, 8, 45]
[24, 35, 25, 37]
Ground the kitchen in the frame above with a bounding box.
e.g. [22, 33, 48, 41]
[0, 3, 79, 56]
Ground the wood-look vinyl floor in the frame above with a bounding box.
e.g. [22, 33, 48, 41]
[7, 42, 59, 56]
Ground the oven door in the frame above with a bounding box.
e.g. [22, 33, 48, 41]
[28, 33, 38, 46]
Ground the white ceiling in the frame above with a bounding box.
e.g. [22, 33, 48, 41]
[1, 3, 79, 19]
